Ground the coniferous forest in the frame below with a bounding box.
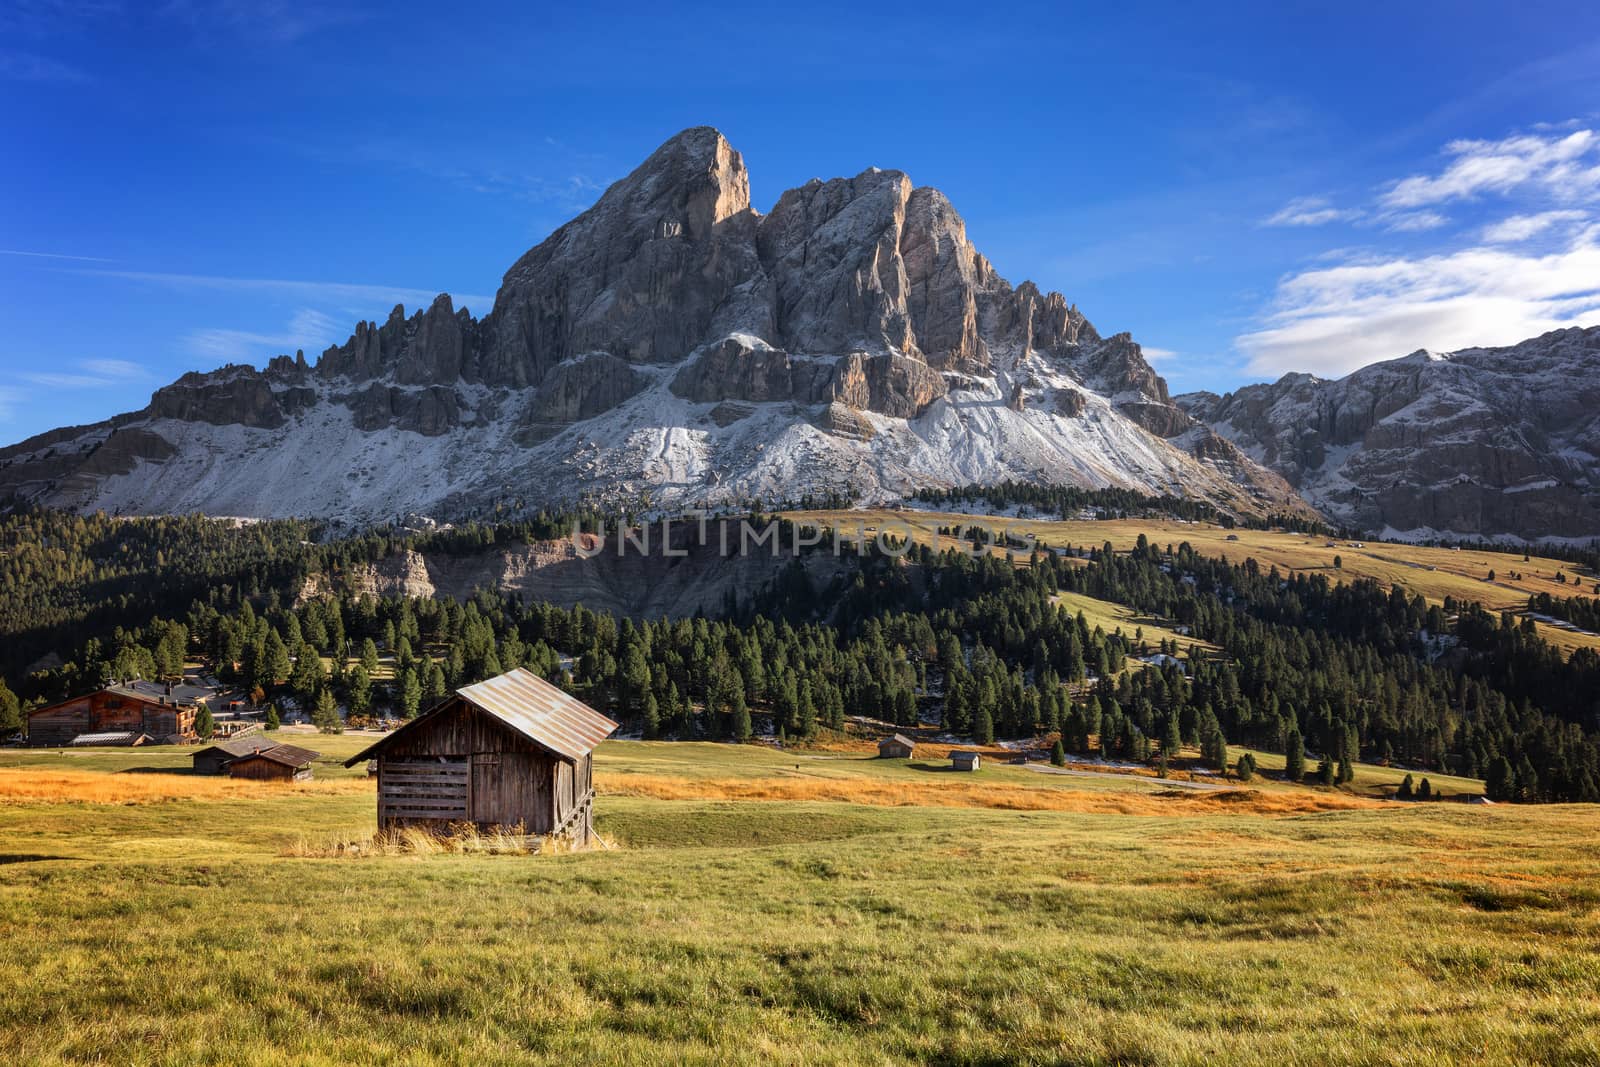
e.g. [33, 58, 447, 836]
[2, 508, 1598, 803]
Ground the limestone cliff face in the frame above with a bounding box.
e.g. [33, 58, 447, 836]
[0, 125, 1311, 528]
[1178, 326, 1600, 540]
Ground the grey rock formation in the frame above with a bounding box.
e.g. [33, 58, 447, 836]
[0, 125, 1312, 528]
[1178, 326, 1600, 540]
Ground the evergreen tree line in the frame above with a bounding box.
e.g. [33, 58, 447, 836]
[1527, 592, 1600, 633]
[5, 511, 1599, 802]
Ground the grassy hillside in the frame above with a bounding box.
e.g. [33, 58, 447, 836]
[3, 739, 1595, 1064]
[784, 509, 1600, 656]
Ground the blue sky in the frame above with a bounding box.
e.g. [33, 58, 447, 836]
[4, 0, 1600, 446]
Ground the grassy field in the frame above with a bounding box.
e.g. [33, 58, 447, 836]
[3, 738, 1596, 1064]
[784, 509, 1600, 656]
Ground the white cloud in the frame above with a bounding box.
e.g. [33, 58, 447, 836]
[1237, 228, 1600, 378]
[1140, 346, 1178, 362]
[1380, 129, 1600, 209]
[0, 247, 112, 262]
[76, 268, 494, 314]
[18, 358, 152, 388]
[1482, 209, 1588, 243]
[187, 306, 345, 362]
[1382, 210, 1449, 232]
[81, 358, 148, 379]
[1263, 196, 1362, 227]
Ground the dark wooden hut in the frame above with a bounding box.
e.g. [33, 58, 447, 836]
[192, 738, 266, 775]
[226, 743, 319, 781]
[878, 733, 916, 759]
[343, 668, 618, 843]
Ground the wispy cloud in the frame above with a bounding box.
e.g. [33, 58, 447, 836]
[1482, 209, 1588, 243]
[1238, 227, 1600, 378]
[1263, 196, 1363, 227]
[74, 268, 494, 315]
[1379, 129, 1600, 209]
[1381, 210, 1449, 233]
[1140, 346, 1178, 363]
[18, 357, 152, 388]
[186, 307, 345, 361]
[1, 247, 113, 262]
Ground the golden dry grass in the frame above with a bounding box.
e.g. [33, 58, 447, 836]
[0, 766, 371, 805]
[593, 769, 1375, 816]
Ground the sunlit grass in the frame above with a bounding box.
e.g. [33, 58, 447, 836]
[0, 741, 1595, 1063]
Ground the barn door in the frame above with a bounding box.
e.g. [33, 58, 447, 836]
[469, 754, 500, 823]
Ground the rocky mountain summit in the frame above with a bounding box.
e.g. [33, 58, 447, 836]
[0, 127, 1304, 525]
[1178, 326, 1600, 542]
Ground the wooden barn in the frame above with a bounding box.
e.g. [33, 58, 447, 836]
[950, 750, 982, 771]
[226, 743, 319, 781]
[192, 738, 270, 775]
[878, 733, 916, 759]
[27, 681, 202, 747]
[344, 667, 618, 843]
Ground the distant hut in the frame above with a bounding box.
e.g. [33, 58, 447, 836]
[878, 733, 916, 759]
[343, 668, 618, 844]
[226, 743, 320, 782]
[950, 750, 982, 771]
[192, 737, 268, 775]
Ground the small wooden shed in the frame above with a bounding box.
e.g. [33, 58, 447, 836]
[192, 738, 266, 775]
[227, 743, 319, 781]
[343, 668, 618, 843]
[950, 750, 981, 771]
[878, 733, 916, 759]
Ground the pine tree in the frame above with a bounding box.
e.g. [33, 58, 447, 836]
[0, 678, 21, 737]
[974, 703, 995, 745]
[194, 703, 215, 740]
[1162, 712, 1182, 757]
[1418, 777, 1433, 800]
[347, 665, 372, 716]
[400, 667, 422, 719]
[729, 688, 751, 742]
[1284, 726, 1305, 782]
[1051, 739, 1066, 767]
[641, 691, 661, 739]
[264, 629, 292, 686]
[290, 643, 323, 706]
[1485, 756, 1515, 801]
[264, 704, 281, 731]
[360, 637, 380, 676]
[1398, 772, 1415, 799]
[313, 687, 342, 734]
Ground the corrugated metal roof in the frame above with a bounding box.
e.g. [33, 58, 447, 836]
[70, 731, 146, 746]
[456, 668, 618, 762]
